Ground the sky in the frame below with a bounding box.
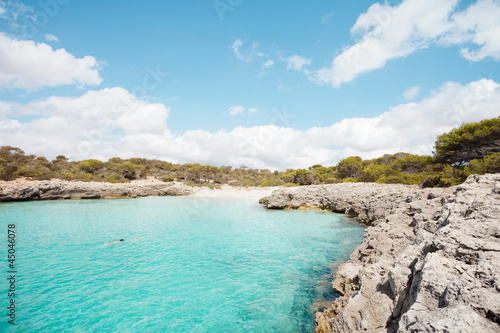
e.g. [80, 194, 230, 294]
[0, 0, 499, 170]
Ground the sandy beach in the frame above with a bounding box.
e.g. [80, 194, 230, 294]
[190, 184, 278, 200]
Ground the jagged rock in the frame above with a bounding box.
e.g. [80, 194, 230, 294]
[262, 174, 500, 333]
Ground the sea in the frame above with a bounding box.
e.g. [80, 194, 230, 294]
[0, 196, 364, 332]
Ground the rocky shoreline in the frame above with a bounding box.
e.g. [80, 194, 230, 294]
[261, 174, 500, 332]
[0, 178, 277, 202]
[2, 175, 499, 332]
[0, 179, 194, 201]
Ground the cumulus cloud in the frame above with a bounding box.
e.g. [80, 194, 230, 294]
[0, 87, 170, 161]
[228, 105, 258, 116]
[0, 33, 103, 90]
[450, 0, 500, 61]
[403, 86, 421, 100]
[286, 55, 311, 71]
[312, 79, 499, 159]
[0, 80, 498, 170]
[313, 0, 500, 87]
[44, 34, 59, 42]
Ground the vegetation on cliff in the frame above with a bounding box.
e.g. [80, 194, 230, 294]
[1, 117, 499, 187]
[434, 116, 500, 166]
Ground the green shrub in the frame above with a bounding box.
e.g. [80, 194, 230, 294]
[434, 116, 500, 166]
[323, 177, 341, 184]
[422, 175, 442, 188]
[161, 175, 175, 182]
[465, 153, 500, 175]
[79, 173, 93, 182]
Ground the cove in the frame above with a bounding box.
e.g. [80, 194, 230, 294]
[0, 196, 364, 332]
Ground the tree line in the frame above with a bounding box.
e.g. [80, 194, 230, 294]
[1, 116, 498, 187]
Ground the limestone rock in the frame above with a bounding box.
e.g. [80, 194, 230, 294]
[0, 179, 194, 202]
[262, 174, 500, 332]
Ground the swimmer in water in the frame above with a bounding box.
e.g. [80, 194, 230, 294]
[107, 239, 124, 246]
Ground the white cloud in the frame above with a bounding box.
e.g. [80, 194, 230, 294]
[258, 60, 275, 78]
[450, 0, 500, 61]
[0, 79, 498, 170]
[231, 39, 244, 60]
[0, 33, 102, 90]
[228, 105, 258, 116]
[44, 34, 59, 42]
[309, 79, 499, 160]
[263, 60, 274, 69]
[277, 82, 304, 92]
[322, 12, 334, 24]
[0, 0, 33, 24]
[313, 0, 500, 87]
[403, 86, 421, 100]
[231, 39, 267, 63]
[228, 105, 245, 116]
[286, 55, 311, 71]
[0, 87, 170, 161]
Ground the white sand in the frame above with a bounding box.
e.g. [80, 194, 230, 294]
[190, 185, 279, 200]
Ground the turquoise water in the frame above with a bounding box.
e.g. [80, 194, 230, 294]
[0, 197, 364, 332]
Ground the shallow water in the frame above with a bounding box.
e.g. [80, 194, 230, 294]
[0, 197, 364, 332]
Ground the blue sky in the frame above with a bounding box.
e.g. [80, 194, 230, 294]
[0, 0, 499, 169]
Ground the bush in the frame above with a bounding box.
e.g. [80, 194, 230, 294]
[259, 178, 273, 187]
[161, 175, 175, 182]
[78, 173, 94, 182]
[323, 177, 341, 184]
[422, 175, 442, 188]
[79, 159, 104, 175]
[105, 174, 129, 183]
[465, 153, 500, 175]
[434, 116, 500, 166]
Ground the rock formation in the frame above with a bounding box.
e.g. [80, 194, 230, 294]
[0, 179, 194, 201]
[261, 174, 500, 332]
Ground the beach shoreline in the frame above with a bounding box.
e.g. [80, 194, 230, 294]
[0, 178, 281, 202]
